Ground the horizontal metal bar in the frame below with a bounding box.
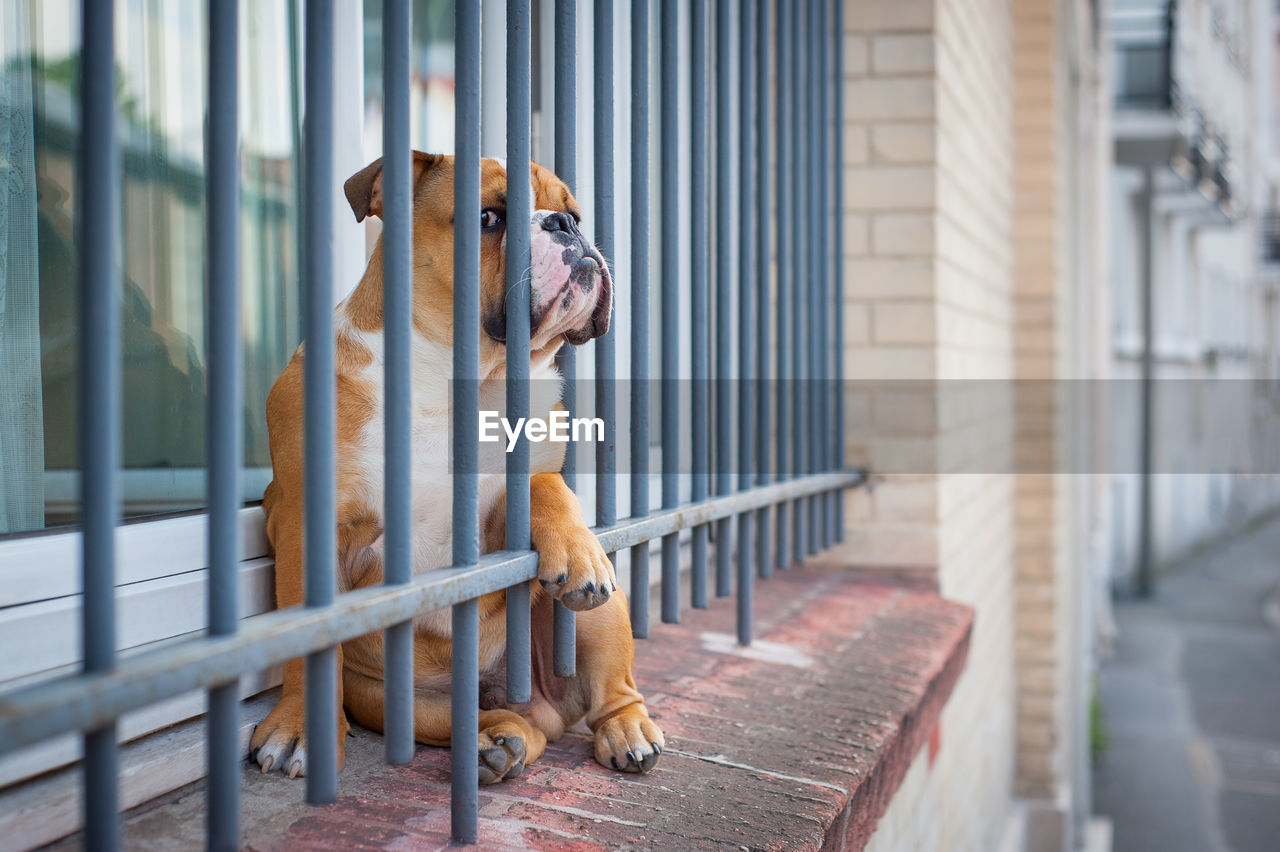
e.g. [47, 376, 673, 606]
[596, 471, 863, 553]
[0, 553, 537, 753]
[0, 471, 865, 753]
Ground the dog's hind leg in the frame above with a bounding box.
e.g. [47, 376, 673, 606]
[343, 666, 547, 784]
[249, 491, 349, 777]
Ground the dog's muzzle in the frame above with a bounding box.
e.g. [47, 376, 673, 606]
[519, 211, 611, 345]
[481, 210, 613, 347]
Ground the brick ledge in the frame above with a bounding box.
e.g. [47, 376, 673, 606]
[91, 565, 973, 852]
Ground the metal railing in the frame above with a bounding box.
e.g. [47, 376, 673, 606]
[0, 0, 858, 848]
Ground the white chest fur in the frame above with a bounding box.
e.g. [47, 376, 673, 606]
[335, 311, 566, 634]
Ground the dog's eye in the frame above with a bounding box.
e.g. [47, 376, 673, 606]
[480, 208, 504, 231]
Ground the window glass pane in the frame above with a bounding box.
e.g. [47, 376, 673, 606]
[0, 0, 304, 534]
[0, 0, 459, 537]
[360, 0, 457, 161]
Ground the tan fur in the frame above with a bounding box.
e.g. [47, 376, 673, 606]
[250, 155, 662, 783]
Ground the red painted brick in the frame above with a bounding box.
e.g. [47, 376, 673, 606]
[232, 564, 971, 851]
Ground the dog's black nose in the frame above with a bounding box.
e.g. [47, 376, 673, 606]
[540, 212, 577, 234]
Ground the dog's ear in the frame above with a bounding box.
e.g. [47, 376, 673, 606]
[344, 151, 442, 222]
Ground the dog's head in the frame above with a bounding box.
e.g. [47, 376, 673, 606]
[344, 153, 612, 368]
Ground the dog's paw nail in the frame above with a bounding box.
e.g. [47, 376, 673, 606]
[611, 756, 620, 770]
[494, 736, 505, 746]
[287, 758, 303, 779]
[556, 573, 568, 585]
[651, 742, 662, 755]
[539, 579, 553, 589]
[626, 750, 637, 765]
[259, 754, 274, 773]
[584, 581, 595, 593]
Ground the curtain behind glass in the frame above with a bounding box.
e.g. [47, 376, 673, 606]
[4, 0, 306, 533]
[0, 1, 45, 534]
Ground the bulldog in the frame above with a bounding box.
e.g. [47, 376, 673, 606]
[250, 153, 663, 783]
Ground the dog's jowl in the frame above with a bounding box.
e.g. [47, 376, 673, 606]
[250, 154, 663, 783]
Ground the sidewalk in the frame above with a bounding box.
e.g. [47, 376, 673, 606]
[1092, 516, 1280, 852]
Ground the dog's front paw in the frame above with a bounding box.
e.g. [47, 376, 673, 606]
[534, 523, 616, 611]
[249, 694, 347, 778]
[593, 706, 664, 774]
[478, 723, 528, 784]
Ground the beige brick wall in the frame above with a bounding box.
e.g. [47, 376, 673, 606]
[841, 0, 944, 572]
[840, 0, 1019, 848]
[1010, 0, 1078, 806]
[845, 0, 1107, 846]
[931, 0, 1018, 845]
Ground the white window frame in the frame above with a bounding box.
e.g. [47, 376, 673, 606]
[0, 0, 367, 794]
[0, 0, 701, 813]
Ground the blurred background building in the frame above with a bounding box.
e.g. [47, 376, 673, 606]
[1108, 0, 1280, 593]
[843, 1, 1279, 850]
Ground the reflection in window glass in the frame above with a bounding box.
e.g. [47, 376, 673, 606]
[0, 1, 305, 533]
[362, 0, 456, 161]
[0, 0, 459, 537]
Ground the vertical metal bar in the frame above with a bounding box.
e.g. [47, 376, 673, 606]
[505, 0, 533, 706]
[754, 0, 771, 581]
[805, 0, 820, 557]
[790, 0, 806, 566]
[382, 0, 416, 768]
[206, 0, 242, 844]
[595, 0, 618, 571]
[1136, 166, 1155, 597]
[690, 0, 711, 609]
[452, 0, 482, 841]
[83, 733, 118, 852]
[79, 0, 121, 847]
[817, 0, 833, 550]
[303, 0, 339, 806]
[774, 0, 791, 571]
[660, 0, 680, 625]
[736, 0, 756, 646]
[553, 0, 579, 673]
[832, 0, 845, 543]
[824, 0, 839, 548]
[713, 0, 733, 598]
[451, 600, 480, 841]
[631, 0, 653, 637]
